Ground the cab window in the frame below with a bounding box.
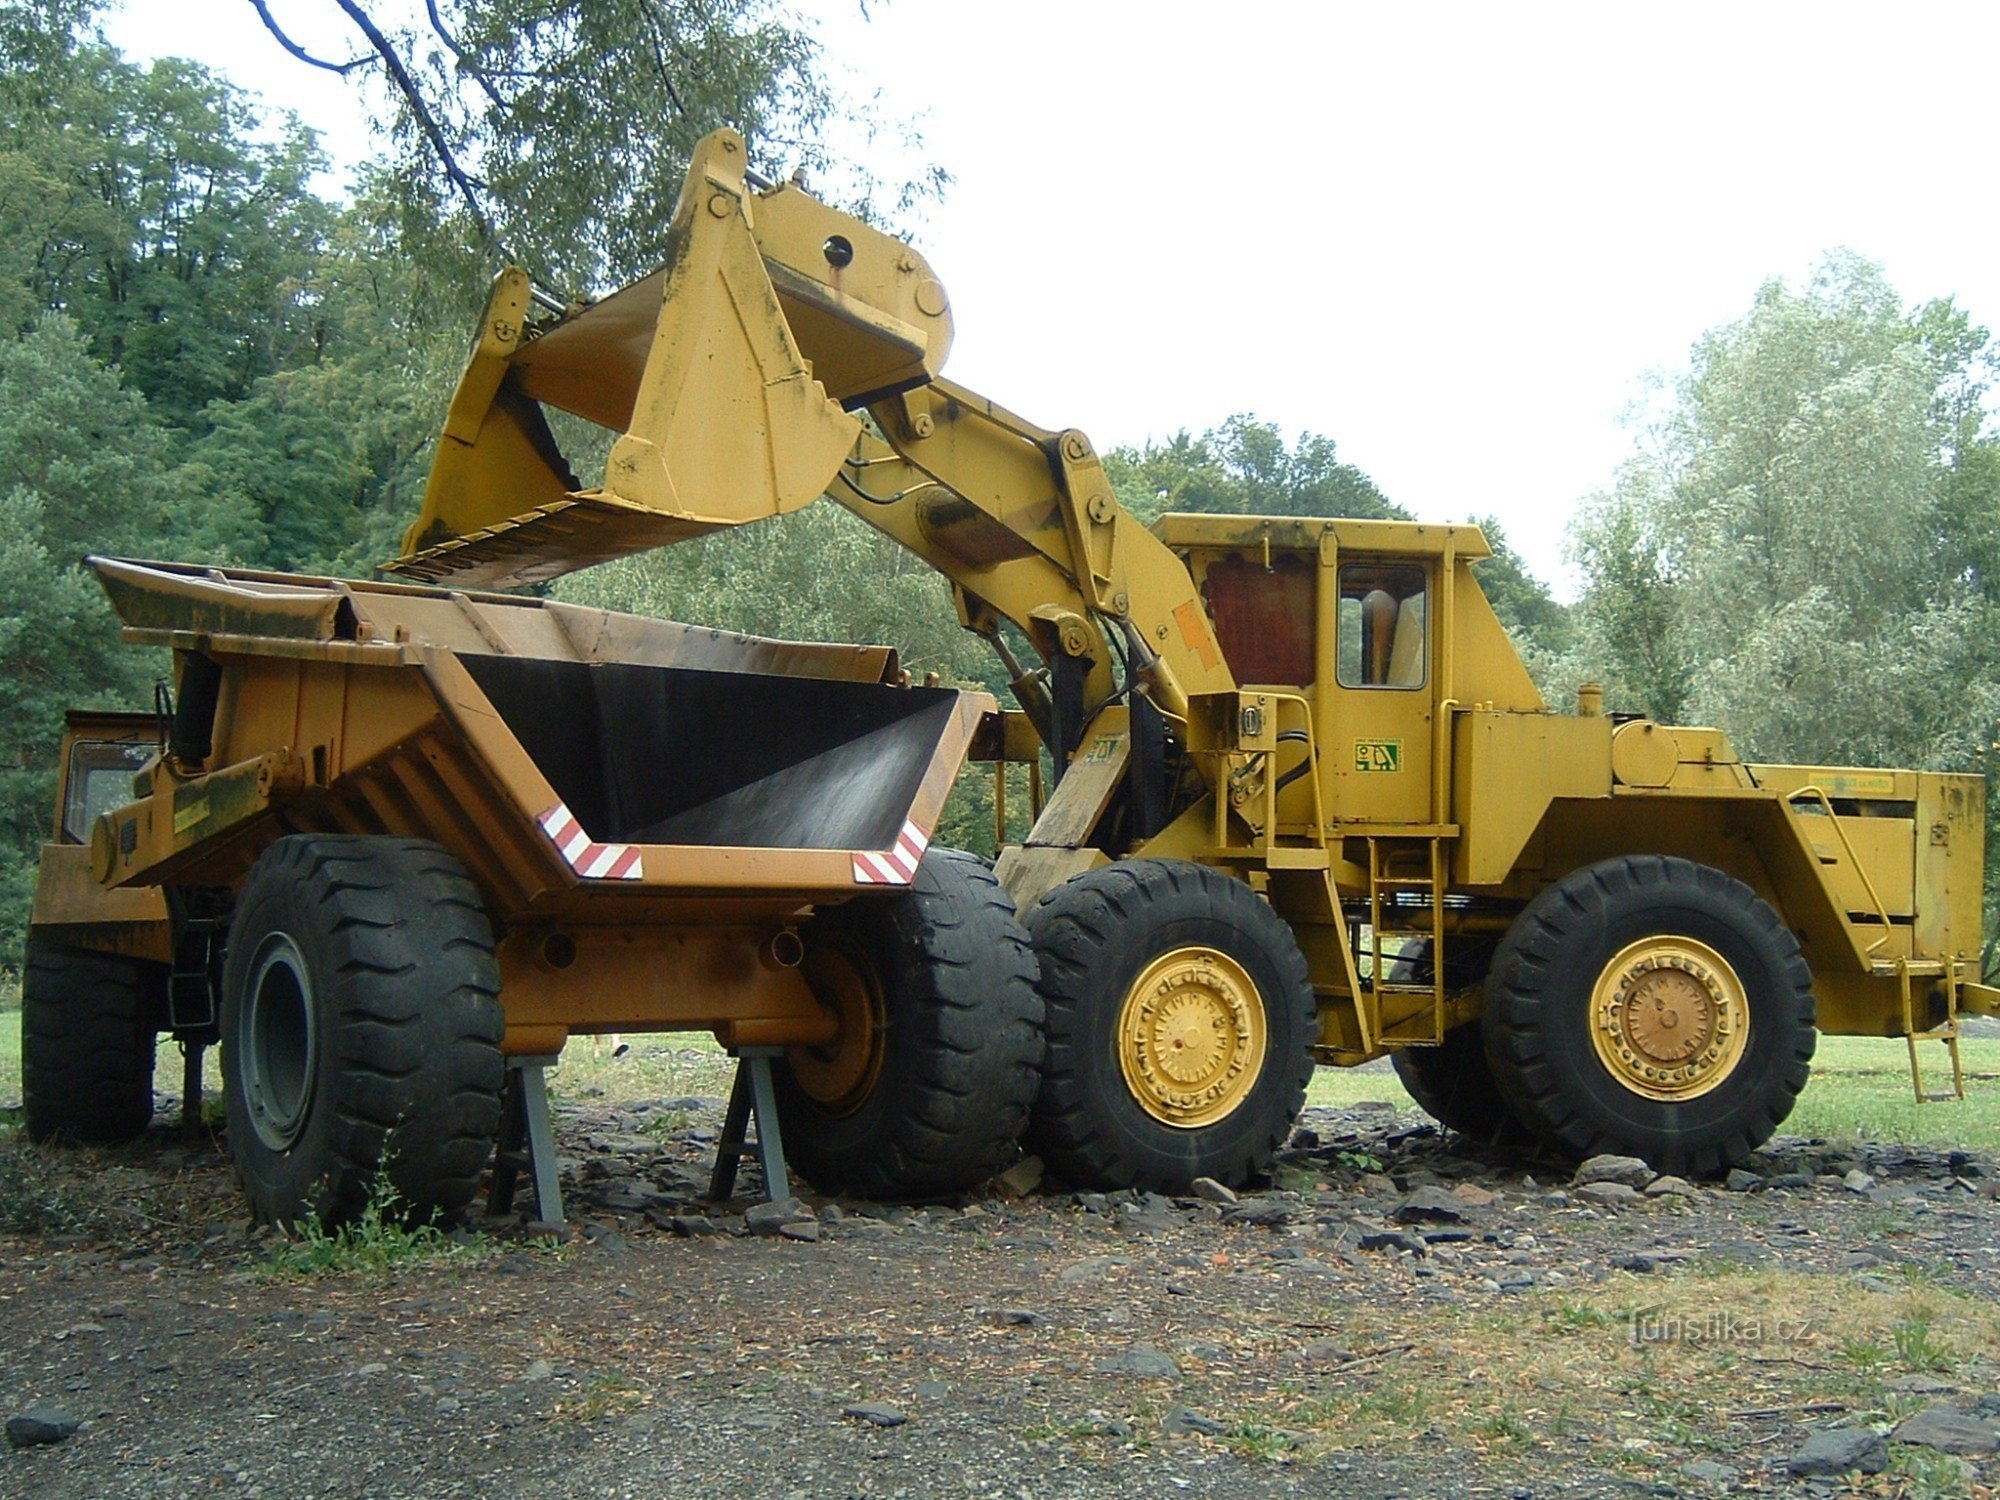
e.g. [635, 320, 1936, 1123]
[1337, 563, 1427, 689]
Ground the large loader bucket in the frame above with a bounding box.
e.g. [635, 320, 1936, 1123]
[87, 559, 985, 915]
[389, 129, 954, 590]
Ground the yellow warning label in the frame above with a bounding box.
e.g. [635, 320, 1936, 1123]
[1354, 739, 1403, 773]
[172, 795, 209, 834]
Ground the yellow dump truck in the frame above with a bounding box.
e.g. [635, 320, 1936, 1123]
[25, 129, 1996, 1224]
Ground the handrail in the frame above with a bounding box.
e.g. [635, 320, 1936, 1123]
[1785, 785, 1892, 955]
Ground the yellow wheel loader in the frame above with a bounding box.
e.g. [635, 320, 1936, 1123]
[26, 130, 1996, 1221]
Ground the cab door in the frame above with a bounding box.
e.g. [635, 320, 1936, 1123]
[1320, 553, 1435, 825]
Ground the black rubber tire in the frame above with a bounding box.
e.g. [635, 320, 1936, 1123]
[221, 835, 505, 1228]
[771, 848, 1044, 1200]
[1385, 941, 1531, 1148]
[21, 934, 164, 1144]
[1023, 859, 1316, 1193]
[1481, 854, 1816, 1177]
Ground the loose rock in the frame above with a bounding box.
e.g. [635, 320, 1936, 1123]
[1577, 1181, 1642, 1209]
[993, 1157, 1044, 1198]
[1573, 1154, 1654, 1189]
[5, 1403, 80, 1448]
[1162, 1405, 1228, 1436]
[1891, 1405, 2000, 1455]
[1095, 1342, 1180, 1378]
[842, 1401, 908, 1428]
[744, 1197, 815, 1237]
[1189, 1176, 1238, 1206]
[1391, 1185, 1470, 1225]
[1786, 1426, 1887, 1477]
[1223, 1199, 1292, 1227]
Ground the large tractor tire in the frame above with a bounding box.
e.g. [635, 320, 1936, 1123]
[1385, 941, 1531, 1149]
[21, 935, 165, 1144]
[221, 835, 505, 1228]
[1482, 854, 1815, 1177]
[771, 848, 1044, 1200]
[1024, 859, 1316, 1193]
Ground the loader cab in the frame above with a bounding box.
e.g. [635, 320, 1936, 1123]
[1158, 515, 1538, 832]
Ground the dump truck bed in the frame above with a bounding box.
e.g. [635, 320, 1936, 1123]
[87, 558, 989, 922]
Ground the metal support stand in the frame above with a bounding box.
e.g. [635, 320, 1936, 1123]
[180, 1040, 205, 1144]
[488, 1055, 565, 1227]
[707, 1046, 791, 1203]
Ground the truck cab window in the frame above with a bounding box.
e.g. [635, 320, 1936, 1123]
[1337, 563, 1427, 688]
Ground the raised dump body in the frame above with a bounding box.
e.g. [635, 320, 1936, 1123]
[78, 557, 986, 1044]
[27, 556, 1042, 1226]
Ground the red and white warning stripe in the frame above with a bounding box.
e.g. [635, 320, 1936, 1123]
[537, 803, 644, 881]
[852, 819, 930, 886]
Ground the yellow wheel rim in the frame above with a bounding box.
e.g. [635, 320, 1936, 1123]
[1588, 936, 1751, 1101]
[786, 940, 885, 1116]
[1117, 946, 1266, 1129]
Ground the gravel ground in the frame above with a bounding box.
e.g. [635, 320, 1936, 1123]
[5, 1094, 2000, 1499]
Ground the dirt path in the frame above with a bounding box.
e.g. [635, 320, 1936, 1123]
[5, 1099, 2000, 1498]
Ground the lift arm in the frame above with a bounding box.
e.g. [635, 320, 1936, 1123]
[386, 129, 1238, 774]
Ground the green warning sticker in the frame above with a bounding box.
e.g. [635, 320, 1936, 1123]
[1354, 739, 1403, 773]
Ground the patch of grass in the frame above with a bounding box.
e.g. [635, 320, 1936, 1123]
[1889, 1445, 1975, 1500]
[266, 1174, 492, 1278]
[559, 1371, 646, 1423]
[540, 1033, 737, 1106]
[1548, 1301, 1620, 1332]
[1224, 1423, 1302, 1460]
[1789, 1035, 2000, 1150]
[1237, 1270, 2000, 1463]
[1303, 1063, 1413, 1111]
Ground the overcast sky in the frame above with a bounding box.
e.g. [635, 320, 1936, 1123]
[104, 1, 2000, 595]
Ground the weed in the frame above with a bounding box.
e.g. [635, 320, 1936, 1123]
[1355, 1385, 1430, 1426]
[267, 1173, 489, 1277]
[1888, 1445, 1974, 1499]
[1838, 1336, 1890, 1371]
[1891, 1310, 1955, 1373]
[1337, 1150, 1384, 1173]
[560, 1371, 645, 1422]
[1225, 1424, 1301, 1460]
[1549, 1301, 1619, 1332]
[639, 1110, 691, 1141]
[1474, 1411, 1532, 1445]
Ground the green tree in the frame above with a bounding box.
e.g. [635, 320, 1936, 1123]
[1558, 253, 2000, 966]
[248, 0, 942, 302]
[0, 318, 181, 953]
[0, 16, 334, 419]
[1106, 416, 1400, 526]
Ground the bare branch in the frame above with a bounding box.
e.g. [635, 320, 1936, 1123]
[244, 0, 371, 75]
[424, 1, 509, 112]
[329, 0, 497, 250]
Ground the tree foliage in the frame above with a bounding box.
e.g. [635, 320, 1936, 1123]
[246, 0, 943, 301]
[1556, 254, 2000, 965]
[0, 0, 927, 955]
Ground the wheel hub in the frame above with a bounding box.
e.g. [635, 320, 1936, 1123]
[237, 933, 318, 1153]
[1589, 937, 1750, 1101]
[786, 940, 885, 1116]
[1117, 947, 1266, 1128]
